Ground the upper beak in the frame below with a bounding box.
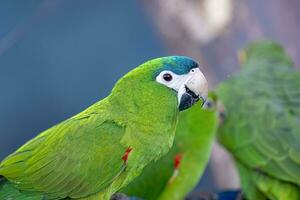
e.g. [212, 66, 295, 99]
[178, 68, 208, 111]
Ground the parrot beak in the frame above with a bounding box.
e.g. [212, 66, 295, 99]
[178, 68, 208, 111]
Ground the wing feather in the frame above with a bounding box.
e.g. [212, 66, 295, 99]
[0, 111, 127, 199]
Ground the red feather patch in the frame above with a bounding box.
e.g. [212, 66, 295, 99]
[174, 153, 183, 169]
[122, 147, 133, 164]
[168, 153, 184, 184]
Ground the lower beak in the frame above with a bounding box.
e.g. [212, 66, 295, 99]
[178, 69, 208, 111]
[178, 89, 206, 111]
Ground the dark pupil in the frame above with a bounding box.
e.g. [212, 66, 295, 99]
[206, 101, 212, 108]
[163, 73, 172, 81]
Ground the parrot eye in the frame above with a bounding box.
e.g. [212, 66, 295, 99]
[206, 101, 212, 108]
[163, 73, 173, 82]
[203, 99, 215, 109]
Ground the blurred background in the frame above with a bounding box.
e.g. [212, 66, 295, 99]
[0, 0, 299, 196]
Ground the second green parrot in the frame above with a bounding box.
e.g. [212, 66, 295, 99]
[217, 41, 300, 200]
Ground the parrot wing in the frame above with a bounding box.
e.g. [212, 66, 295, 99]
[0, 110, 128, 199]
[218, 68, 300, 187]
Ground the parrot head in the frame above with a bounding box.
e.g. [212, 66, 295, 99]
[153, 56, 208, 111]
[202, 91, 218, 111]
[238, 40, 293, 67]
[112, 56, 208, 111]
[204, 91, 226, 125]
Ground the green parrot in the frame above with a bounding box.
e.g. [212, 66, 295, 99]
[0, 56, 208, 200]
[122, 93, 218, 200]
[217, 40, 300, 200]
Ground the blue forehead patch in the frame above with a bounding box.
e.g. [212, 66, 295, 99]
[161, 56, 199, 75]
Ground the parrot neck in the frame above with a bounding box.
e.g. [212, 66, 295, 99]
[108, 83, 179, 158]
